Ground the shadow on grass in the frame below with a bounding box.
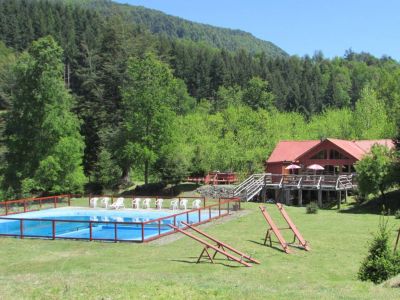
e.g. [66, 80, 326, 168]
[120, 182, 200, 197]
[247, 239, 287, 253]
[170, 258, 244, 268]
[339, 190, 400, 215]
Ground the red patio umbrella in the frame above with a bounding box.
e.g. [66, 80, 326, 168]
[307, 164, 324, 178]
[307, 164, 324, 171]
[285, 164, 301, 170]
[285, 164, 301, 174]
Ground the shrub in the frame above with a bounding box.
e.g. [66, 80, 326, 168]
[394, 210, 400, 219]
[358, 216, 400, 284]
[306, 202, 318, 214]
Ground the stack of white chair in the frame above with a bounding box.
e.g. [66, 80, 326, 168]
[180, 198, 188, 210]
[101, 197, 110, 208]
[90, 197, 99, 208]
[192, 199, 202, 209]
[155, 198, 163, 210]
[170, 198, 179, 210]
[143, 198, 151, 209]
[132, 198, 141, 209]
[110, 197, 125, 210]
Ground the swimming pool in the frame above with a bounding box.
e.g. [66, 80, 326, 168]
[0, 208, 221, 242]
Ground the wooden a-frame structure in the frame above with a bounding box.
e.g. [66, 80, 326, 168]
[259, 203, 310, 253]
[169, 222, 259, 267]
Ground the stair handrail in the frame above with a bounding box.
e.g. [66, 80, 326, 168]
[234, 173, 265, 195]
[243, 176, 268, 201]
[233, 175, 255, 194]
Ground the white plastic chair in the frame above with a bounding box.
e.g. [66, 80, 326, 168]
[155, 198, 163, 210]
[180, 199, 188, 210]
[170, 198, 179, 210]
[90, 197, 99, 208]
[143, 198, 151, 209]
[101, 197, 110, 208]
[110, 197, 125, 209]
[132, 198, 141, 209]
[192, 199, 202, 209]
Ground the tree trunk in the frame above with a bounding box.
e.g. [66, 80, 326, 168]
[379, 187, 387, 208]
[144, 160, 149, 185]
[121, 167, 130, 185]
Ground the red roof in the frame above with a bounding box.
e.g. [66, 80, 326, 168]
[267, 140, 320, 163]
[267, 138, 394, 163]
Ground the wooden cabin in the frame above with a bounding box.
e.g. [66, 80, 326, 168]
[266, 138, 394, 175]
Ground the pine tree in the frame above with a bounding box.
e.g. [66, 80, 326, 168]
[358, 216, 400, 284]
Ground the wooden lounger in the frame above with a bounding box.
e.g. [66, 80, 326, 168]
[169, 224, 258, 267]
[259, 206, 291, 254]
[181, 221, 260, 265]
[276, 203, 310, 251]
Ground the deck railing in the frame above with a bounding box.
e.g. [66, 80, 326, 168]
[0, 195, 240, 243]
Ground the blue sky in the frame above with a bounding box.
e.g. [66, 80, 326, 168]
[115, 0, 400, 60]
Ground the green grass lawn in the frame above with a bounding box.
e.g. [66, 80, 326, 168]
[0, 202, 399, 299]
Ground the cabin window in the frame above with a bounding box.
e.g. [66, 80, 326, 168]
[334, 166, 340, 174]
[342, 165, 350, 173]
[325, 165, 334, 174]
[329, 149, 349, 159]
[350, 165, 356, 173]
[311, 150, 327, 159]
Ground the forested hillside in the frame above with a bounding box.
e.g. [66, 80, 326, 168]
[0, 0, 399, 196]
[61, 0, 287, 57]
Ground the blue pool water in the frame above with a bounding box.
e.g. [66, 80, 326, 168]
[0, 208, 219, 241]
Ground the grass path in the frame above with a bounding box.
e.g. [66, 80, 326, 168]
[0, 203, 399, 299]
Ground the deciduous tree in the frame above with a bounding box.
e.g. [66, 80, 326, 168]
[4, 36, 86, 194]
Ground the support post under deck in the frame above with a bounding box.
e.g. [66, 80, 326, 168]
[298, 189, 302, 206]
[285, 190, 291, 205]
[317, 190, 322, 207]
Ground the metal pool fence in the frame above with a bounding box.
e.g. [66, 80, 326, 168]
[0, 195, 241, 242]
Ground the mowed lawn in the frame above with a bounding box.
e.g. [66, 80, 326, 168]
[0, 202, 399, 299]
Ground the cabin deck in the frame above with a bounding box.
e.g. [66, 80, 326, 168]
[233, 173, 355, 208]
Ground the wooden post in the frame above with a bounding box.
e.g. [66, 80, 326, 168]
[52, 220, 55, 240]
[298, 189, 303, 206]
[20, 219, 24, 239]
[262, 175, 267, 202]
[114, 223, 118, 242]
[337, 191, 341, 209]
[344, 190, 348, 203]
[394, 228, 400, 253]
[285, 190, 290, 205]
[317, 190, 322, 207]
[261, 186, 267, 203]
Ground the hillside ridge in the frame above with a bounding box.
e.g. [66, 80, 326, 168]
[62, 0, 287, 56]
